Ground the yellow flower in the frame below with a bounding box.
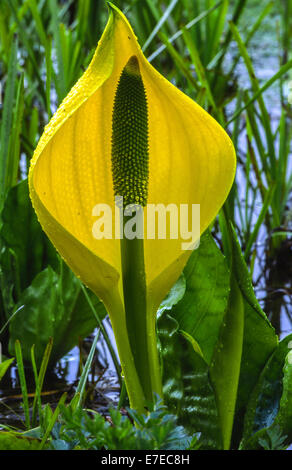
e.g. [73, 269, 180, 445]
[29, 3, 236, 411]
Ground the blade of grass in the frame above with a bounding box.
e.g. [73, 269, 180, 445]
[0, 357, 14, 382]
[6, 0, 46, 104]
[45, 36, 52, 119]
[229, 21, 276, 174]
[147, 0, 223, 63]
[212, 0, 248, 77]
[28, 0, 48, 48]
[30, 338, 53, 427]
[39, 392, 67, 449]
[181, 0, 202, 48]
[275, 110, 290, 215]
[0, 305, 24, 338]
[74, 330, 100, 407]
[246, 136, 267, 203]
[14, 340, 30, 429]
[158, 31, 200, 92]
[80, 284, 122, 388]
[244, 93, 270, 179]
[0, 37, 17, 207]
[5, 73, 24, 191]
[49, 0, 66, 102]
[228, 1, 274, 77]
[205, 0, 228, 65]
[30, 345, 42, 427]
[36, 338, 53, 393]
[182, 26, 222, 121]
[75, 0, 91, 41]
[0, 3, 11, 59]
[244, 183, 276, 261]
[226, 55, 292, 127]
[142, 0, 179, 52]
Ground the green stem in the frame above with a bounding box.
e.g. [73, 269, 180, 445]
[121, 210, 162, 405]
[106, 288, 147, 413]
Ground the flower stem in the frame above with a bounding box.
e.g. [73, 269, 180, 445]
[120, 210, 162, 407]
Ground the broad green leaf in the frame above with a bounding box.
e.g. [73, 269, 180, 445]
[230, 226, 278, 413]
[273, 339, 292, 439]
[0, 357, 14, 381]
[204, 224, 277, 449]
[170, 231, 230, 364]
[8, 263, 106, 365]
[0, 179, 58, 294]
[157, 311, 222, 450]
[209, 278, 245, 450]
[0, 179, 106, 366]
[241, 335, 292, 448]
[240, 335, 292, 449]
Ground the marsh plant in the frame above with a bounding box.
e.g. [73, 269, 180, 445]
[0, 0, 291, 451]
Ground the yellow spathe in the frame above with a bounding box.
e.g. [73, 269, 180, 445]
[29, 3, 235, 313]
[29, 4, 236, 410]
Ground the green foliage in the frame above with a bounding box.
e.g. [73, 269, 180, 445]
[240, 335, 292, 449]
[158, 311, 222, 449]
[0, 357, 14, 382]
[0, 179, 57, 289]
[4, 230, 290, 450]
[8, 262, 106, 365]
[0, 179, 107, 365]
[48, 398, 198, 450]
[257, 426, 288, 451]
[170, 230, 230, 364]
[0, 431, 42, 451]
[14, 339, 31, 428]
[157, 229, 291, 449]
[209, 277, 245, 450]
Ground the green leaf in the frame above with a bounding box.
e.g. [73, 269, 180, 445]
[240, 335, 292, 449]
[273, 339, 292, 439]
[15, 339, 30, 428]
[0, 179, 58, 295]
[242, 335, 291, 442]
[230, 225, 278, 413]
[257, 426, 288, 450]
[209, 277, 245, 450]
[0, 37, 18, 207]
[211, 223, 278, 448]
[39, 392, 67, 449]
[8, 263, 107, 365]
[5, 74, 25, 193]
[0, 357, 14, 381]
[157, 311, 222, 450]
[0, 179, 107, 366]
[170, 231, 230, 364]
